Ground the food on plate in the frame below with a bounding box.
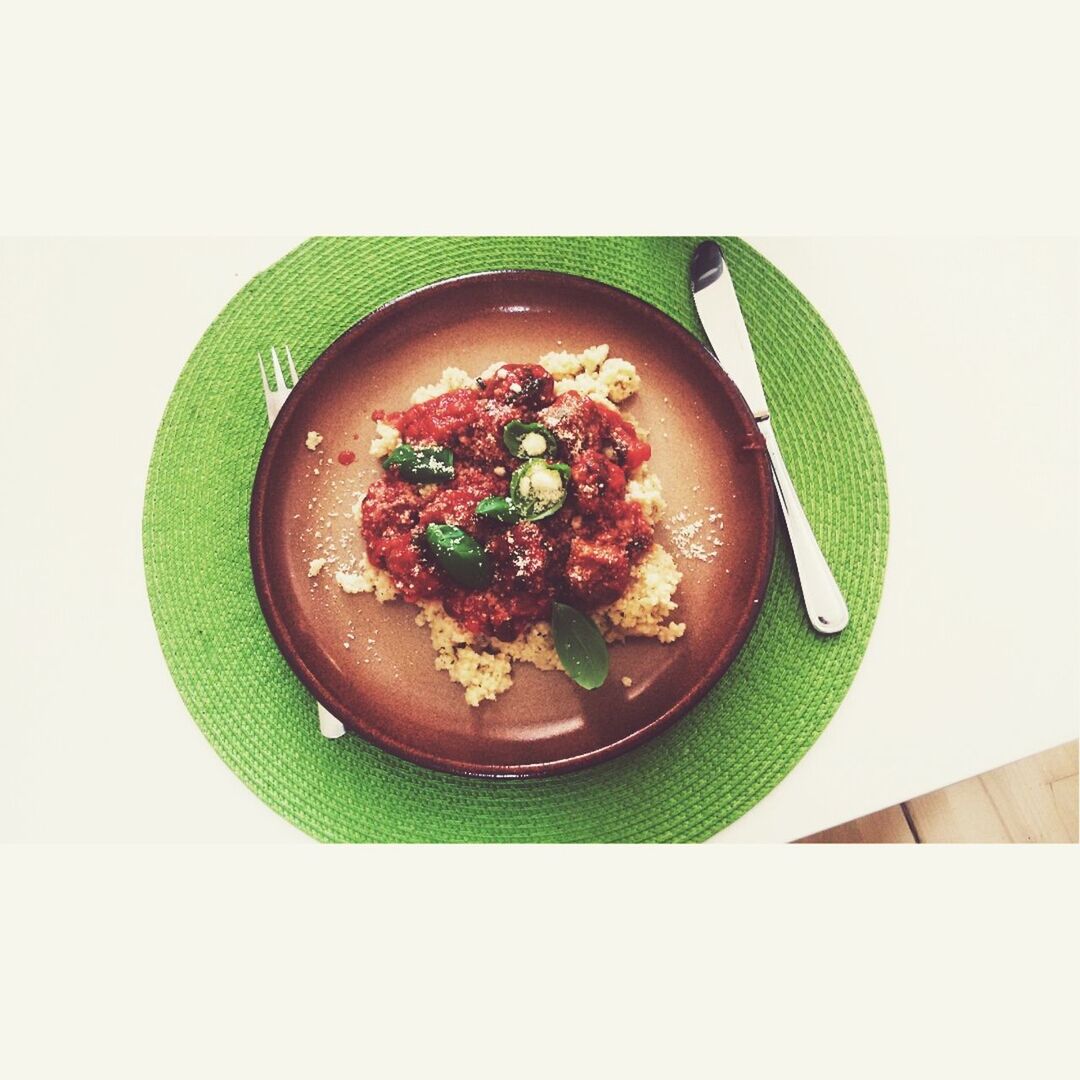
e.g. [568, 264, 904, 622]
[331, 345, 686, 705]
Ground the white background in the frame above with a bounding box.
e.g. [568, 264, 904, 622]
[1, 237, 1076, 842]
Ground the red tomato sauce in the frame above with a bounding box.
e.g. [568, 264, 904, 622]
[363, 363, 653, 640]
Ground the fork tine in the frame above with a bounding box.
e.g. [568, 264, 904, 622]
[270, 346, 287, 393]
[285, 344, 299, 386]
[258, 352, 272, 400]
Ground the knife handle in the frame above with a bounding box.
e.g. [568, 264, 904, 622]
[758, 417, 849, 635]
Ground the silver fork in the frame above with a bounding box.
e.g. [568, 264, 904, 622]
[258, 345, 347, 740]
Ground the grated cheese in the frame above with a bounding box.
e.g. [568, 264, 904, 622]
[670, 505, 725, 562]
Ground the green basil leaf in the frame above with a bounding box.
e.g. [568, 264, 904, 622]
[475, 496, 521, 524]
[551, 602, 609, 690]
[423, 524, 489, 589]
[503, 420, 559, 459]
[509, 459, 571, 522]
[382, 444, 455, 483]
[382, 444, 411, 471]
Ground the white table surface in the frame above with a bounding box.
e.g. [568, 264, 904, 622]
[1, 237, 1076, 843]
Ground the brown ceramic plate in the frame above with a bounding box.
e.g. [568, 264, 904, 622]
[250, 271, 774, 777]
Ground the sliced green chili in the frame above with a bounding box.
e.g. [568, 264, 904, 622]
[509, 459, 571, 522]
[502, 420, 559, 460]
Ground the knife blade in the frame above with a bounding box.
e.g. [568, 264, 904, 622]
[690, 242, 769, 420]
[691, 240, 849, 635]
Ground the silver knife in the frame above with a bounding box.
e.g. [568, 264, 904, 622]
[690, 241, 849, 634]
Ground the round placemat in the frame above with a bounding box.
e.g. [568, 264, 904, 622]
[143, 237, 888, 842]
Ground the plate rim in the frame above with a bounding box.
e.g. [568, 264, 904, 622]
[249, 268, 776, 778]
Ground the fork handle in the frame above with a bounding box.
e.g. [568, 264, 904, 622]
[317, 703, 346, 739]
[759, 417, 849, 635]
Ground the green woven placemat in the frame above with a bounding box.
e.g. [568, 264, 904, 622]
[143, 237, 888, 842]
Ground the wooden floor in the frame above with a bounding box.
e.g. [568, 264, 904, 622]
[799, 741, 1078, 843]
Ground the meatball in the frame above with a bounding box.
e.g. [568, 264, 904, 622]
[360, 478, 423, 543]
[570, 448, 627, 517]
[563, 536, 630, 608]
[538, 391, 606, 456]
[465, 398, 520, 466]
[612, 501, 653, 562]
[480, 363, 555, 409]
[487, 522, 550, 595]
